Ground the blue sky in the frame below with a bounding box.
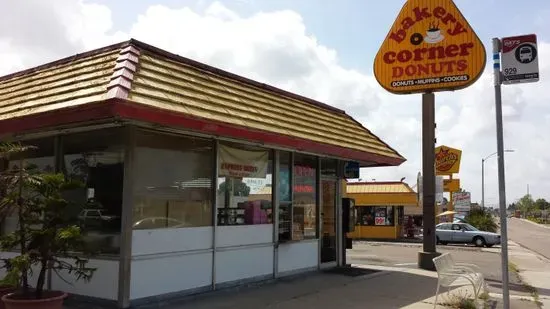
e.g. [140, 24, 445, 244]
[95, 0, 550, 73]
[1, 0, 550, 203]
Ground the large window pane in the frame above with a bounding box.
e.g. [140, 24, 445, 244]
[293, 154, 317, 240]
[134, 130, 213, 230]
[357, 206, 395, 226]
[61, 129, 125, 255]
[1, 138, 55, 235]
[217, 143, 272, 226]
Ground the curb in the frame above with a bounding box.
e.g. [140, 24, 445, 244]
[356, 241, 485, 252]
[518, 218, 550, 230]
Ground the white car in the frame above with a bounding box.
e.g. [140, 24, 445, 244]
[435, 223, 501, 247]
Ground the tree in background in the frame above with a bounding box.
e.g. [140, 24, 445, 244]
[534, 198, 550, 211]
[517, 194, 536, 215]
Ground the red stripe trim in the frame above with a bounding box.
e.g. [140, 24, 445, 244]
[112, 101, 404, 166]
[0, 100, 405, 167]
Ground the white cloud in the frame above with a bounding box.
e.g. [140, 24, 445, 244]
[1, 1, 549, 204]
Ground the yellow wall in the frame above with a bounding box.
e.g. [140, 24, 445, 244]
[348, 226, 399, 239]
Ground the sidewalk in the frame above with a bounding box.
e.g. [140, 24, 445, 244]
[104, 263, 535, 309]
[519, 218, 550, 230]
[509, 240, 550, 308]
[136, 265, 450, 309]
[63, 240, 548, 308]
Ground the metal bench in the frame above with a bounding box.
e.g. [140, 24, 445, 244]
[432, 253, 487, 308]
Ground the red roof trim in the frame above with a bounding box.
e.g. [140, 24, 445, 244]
[111, 100, 404, 166]
[0, 100, 405, 167]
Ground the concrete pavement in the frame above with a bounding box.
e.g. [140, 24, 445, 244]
[508, 240, 550, 308]
[504, 218, 550, 309]
[132, 266, 447, 309]
[349, 241, 532, 298]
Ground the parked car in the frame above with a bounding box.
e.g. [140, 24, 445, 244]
[133, 217, 191, 229]
[78, 208, 120, 230]
[435, 222, 501, 247]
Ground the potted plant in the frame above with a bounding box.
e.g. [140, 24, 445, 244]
[0, 142, 96, 309]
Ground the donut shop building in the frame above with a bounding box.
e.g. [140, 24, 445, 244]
[0, 39, 405, 308]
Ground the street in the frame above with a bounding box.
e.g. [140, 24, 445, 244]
[508, 217, 550, 259]
[347, 242, 532, 298]
[345, 218, 550, 307]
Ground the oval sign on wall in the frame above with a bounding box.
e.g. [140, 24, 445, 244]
[374, 0, 486, 94]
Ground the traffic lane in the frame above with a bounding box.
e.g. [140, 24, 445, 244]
[507, 218, 550, 259]
[347, 242, 529, 297]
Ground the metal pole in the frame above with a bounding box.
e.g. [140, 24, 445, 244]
[493, 37, 510, 309]
[481, 159, 485, 209]
[418, 92, 440, 270]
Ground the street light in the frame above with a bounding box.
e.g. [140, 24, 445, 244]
[481, 149, 515, 209]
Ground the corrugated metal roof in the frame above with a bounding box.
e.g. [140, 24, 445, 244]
[346, 182, 416, 194]
[0, 50, 119, 121]
[346, 182, 418, 206]
[0, 39, 405, 165]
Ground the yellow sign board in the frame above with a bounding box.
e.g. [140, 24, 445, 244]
[435, 145, 462, 175]
[443, 179, 460, 192]
[374, 0, 486, 94]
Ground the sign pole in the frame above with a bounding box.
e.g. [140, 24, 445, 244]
[449, 175, 454, 222]
[493, 37, 510, 309]
[418, 92, 440, 270]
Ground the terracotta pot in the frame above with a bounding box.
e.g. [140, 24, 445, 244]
[0, 287, 16, 309]
[1, 291, 67, 309]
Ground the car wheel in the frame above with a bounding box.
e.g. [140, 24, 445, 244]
[486, 244, 494, 248]
[436, 236, 440, 244]
[440, 241, 448, 245]
[474, 236, 486, 247]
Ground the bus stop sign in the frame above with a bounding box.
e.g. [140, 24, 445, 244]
[501, 34, 539, 84]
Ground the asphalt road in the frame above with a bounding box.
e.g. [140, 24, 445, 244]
[507, 217, 550, 259]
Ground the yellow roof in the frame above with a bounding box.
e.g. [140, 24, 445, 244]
[0, 39, 405, 166]
[347, 182, 416, 194]
[346, 182, 418, 206]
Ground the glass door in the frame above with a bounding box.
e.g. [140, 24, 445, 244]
[321, 179, 337, 264]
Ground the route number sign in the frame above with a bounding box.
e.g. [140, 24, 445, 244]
[501, 34, 539, 84]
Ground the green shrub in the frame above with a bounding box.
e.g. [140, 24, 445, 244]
[465, 208, 498, 232]
[527, 216, 545, 224]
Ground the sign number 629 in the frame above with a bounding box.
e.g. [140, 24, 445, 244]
[503, 67, 518, 75]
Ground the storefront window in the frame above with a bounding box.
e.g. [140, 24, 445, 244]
[61, 129, 125, 254]
[217, 143, 272, 226]
[292, 154, 317, 240]
[357, 206, 395, 226]
[278, 151, 292, 241]
[134, 130, 213, 230]
[1, 138, 55, 235]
